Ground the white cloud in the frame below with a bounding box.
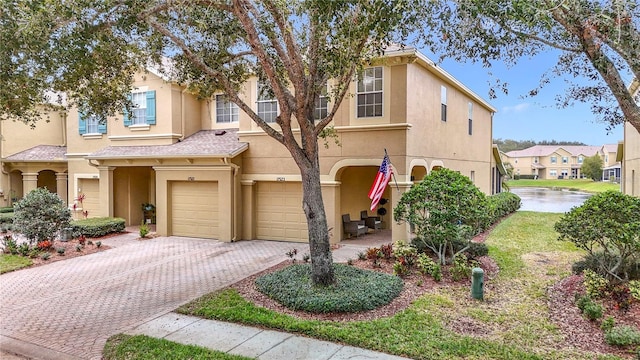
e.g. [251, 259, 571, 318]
[502, 103, 530, 113]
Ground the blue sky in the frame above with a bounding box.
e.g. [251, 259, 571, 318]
[423, 49, 626, 146]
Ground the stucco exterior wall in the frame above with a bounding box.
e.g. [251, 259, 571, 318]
[623, 122, 640, 196]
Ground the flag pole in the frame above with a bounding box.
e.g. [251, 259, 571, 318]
[385, 148, 400, 192]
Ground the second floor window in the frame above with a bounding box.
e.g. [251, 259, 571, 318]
[314, 83, 329, 120]
[216, 95, 238, 123]
[467, 102, 473, 135]
[562, 156, 568, 164]
[551, 156, 557, 164]
[534, 157, 539, 163]
[357, 67, 383, 118]
[131, 91, 147, 125]
[78, 112, 106, 135]
[86, 115, 99, 133]
[124, 90, 156, 126]
[441, 86, 447, 122]
[257, 81, 278, 123]
[578, 156, 584, 164]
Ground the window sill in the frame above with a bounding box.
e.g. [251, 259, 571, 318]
[82, 133, 104, 140]
[129, 124, 150, 131]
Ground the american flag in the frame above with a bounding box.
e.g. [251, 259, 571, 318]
[368, 154, 392, 211]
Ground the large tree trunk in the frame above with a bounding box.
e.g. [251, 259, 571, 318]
[299, 155, 335, 286]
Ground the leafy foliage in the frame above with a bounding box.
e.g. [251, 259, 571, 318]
[555, 191, 640, 282]
[416, 0, 640, 133]
[71, 217, 126, 238]
[580, 154, 604, 181]
[604, 326, 640, 347]
[13, 188, 71, 244]
[394, 168, 488, 265]
[255, 264, 403, 313]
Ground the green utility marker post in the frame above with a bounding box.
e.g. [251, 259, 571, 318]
[471, 267, 484, 300]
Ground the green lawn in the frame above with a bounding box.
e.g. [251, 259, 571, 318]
[0, 254, 32, 274]
[507, 179, 620, 193]
[103, 334, 251, 360]
[150, 211, 625, 360]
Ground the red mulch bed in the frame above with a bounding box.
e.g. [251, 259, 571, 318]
[231, 224, 639, 359]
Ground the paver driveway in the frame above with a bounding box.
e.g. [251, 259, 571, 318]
[0, 233, 305, 359]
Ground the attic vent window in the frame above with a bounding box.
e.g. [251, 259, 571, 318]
[215, 130, 227, 136]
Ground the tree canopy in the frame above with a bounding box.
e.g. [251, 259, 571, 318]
[581, 154, 604, 181]
[0, 0, 422, 285]
[417, 0, 640, 133]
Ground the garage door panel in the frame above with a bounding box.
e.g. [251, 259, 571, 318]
[256, 182, 308, 242]
[171, 181, 218, 239]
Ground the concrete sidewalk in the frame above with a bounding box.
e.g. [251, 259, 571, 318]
[127, 313, 410, 360]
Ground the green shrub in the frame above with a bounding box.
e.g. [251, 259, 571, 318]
[255, 264, 403, 313]
[71, 217, 125, 237]
[630, 280, 640, 301]
[13, 188, 71, 244]
[451, 253, 473, 282]
[601, 316, 615, 332]
[583, 269, 609, 298]
[555, 191, 640, 283]
[572, 252, 640, 280]
[139, 222, 150, 238]
[416, 253, 442, 281]
[604, 326, 640, 347]
[0, 207, 13, 213]
[394, 168, 487, 265]
[0, 212, 14, 225]
[575, 294, 604, 321]
[484, 192, 521, 227]
[1, 235, 18, 255]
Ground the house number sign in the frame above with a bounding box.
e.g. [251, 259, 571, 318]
[188, 177, 195, 181]
[276, 177, 285, 182]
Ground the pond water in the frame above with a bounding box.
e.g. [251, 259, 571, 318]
[510, 187, 592, 213]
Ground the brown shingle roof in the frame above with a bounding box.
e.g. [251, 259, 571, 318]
[87, 129, 247, 159]
[4, 145, 67, 161]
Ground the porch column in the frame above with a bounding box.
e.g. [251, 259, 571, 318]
[22, 173, 39, 195]
[241, 180, 256, 240]
[391, 182, 413, 243]
[97, 166, 115, 217]
[321, 181, 341, 244]
[56, 172, 68, 206]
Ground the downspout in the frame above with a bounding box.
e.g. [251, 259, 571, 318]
[179, 88, 187, 141]
[223, 157, 240, 242]
[61, 110, 68, 146]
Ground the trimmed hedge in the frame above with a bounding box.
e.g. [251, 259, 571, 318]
[256, 264, 403, 313]
[71, 217, 126, 238]
[484, 192, 521, 228]
[0, 212, 13, 225]
[0, 207, 14, 213]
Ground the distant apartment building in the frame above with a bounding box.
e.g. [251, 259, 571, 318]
[504, 145, 618, 180]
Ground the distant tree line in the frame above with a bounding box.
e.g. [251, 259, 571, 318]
[494, 139, 588, 153]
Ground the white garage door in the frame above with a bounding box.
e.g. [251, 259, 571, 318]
[256, 182, 308, 242]
[171, 181, 219, 239]
[78, 178, 100, 218]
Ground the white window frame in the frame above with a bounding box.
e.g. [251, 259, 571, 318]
[216, 94, 239, 123]
[467, 102, 473, 135]
[314, 83, 329, 121]
[86, 115, 100, 134]
[562, 156, 569, 164]
[550, 169, 558, 177]
[257, 81, 278, 123]
[131, 90, 147, 125]
[356, 67, 383, 118]
[551, 156, 557, 164]
[561, 169, 569, 177]
[441, 86, 447, 122]
[578, 156, 584, 164]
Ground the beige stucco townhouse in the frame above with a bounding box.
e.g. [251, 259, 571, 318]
[618, 78, 640, 197]
[504, 145, 610, 180]
[0, 47, 504, 243]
